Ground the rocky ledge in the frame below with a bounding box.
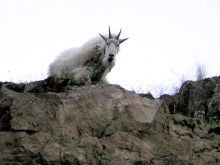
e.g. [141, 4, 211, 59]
[0, 77, 219, 165]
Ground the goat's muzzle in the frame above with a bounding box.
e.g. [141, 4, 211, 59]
[108, 54, 114, 63]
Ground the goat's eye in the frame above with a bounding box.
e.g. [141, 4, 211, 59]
[106, 42, 109, 46]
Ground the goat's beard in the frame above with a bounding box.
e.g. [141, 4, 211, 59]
[108, 57, 114, 63]
[102, 58, 114, 69]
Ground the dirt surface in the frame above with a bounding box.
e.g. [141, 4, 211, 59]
[0, 77, 219, 165]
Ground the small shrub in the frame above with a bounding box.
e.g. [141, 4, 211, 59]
[196, 63, 207, 81]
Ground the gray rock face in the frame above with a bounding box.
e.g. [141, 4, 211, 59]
[0, 78, 219, 165]
[161, 76, 220, 123]
[178, 77, 220, 121]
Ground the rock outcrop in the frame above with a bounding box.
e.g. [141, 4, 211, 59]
[161, 76, 220, 123]
[0, 77, 219, 165]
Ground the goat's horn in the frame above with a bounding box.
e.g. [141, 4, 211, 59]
[99, 33, 107, 41]
[115, 29, 122, 40]
[119, 38, 129, 44]
[109, 26, 112, 38]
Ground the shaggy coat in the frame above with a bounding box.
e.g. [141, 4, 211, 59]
[49, 28, 128, 84]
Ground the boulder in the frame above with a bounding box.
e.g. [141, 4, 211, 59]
[161, 76, 220, 123]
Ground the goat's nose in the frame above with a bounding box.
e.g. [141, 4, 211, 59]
[109, 54, 114, 58]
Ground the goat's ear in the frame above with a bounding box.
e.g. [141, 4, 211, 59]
[119, 38, 129, 44]
[99, 34, 107, 42]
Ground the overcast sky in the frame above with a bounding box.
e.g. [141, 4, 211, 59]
[0, 0, 220, 97]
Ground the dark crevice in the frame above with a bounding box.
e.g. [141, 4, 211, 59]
[59, 134, 63, 162]
[0, 107, 12, 131]
[134, 160, 150, 165]
[162, 116, 171, 132]
[103, 133, 112, 138]
[208, 127, 220, 135]
[97, 123, 111, 139]
[10, 129, 37, 133]
[5, 83, 25, 93]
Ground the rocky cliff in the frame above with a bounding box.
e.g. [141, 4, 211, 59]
[0, 77, 219, 165]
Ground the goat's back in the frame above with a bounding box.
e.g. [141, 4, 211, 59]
[48, 36, 106, 78]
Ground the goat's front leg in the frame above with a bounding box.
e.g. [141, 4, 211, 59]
[100, 77, 110, 84]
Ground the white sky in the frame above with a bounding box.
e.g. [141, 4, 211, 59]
[0, 0, 220, 97]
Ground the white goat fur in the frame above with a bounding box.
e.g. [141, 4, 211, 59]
[49, 29, 128, 84]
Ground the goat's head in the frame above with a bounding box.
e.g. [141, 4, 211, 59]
[99, 27, 128, 64]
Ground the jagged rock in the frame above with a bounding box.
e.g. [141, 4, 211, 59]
[138, 93, 155, 99]
[0, 77, 219, 165]
[160, 94, 179, 114]
[179, 77, 220, 120]
[161, 76, 220, 123]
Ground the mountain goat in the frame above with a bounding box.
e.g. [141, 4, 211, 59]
[48, 27, 128, 84]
